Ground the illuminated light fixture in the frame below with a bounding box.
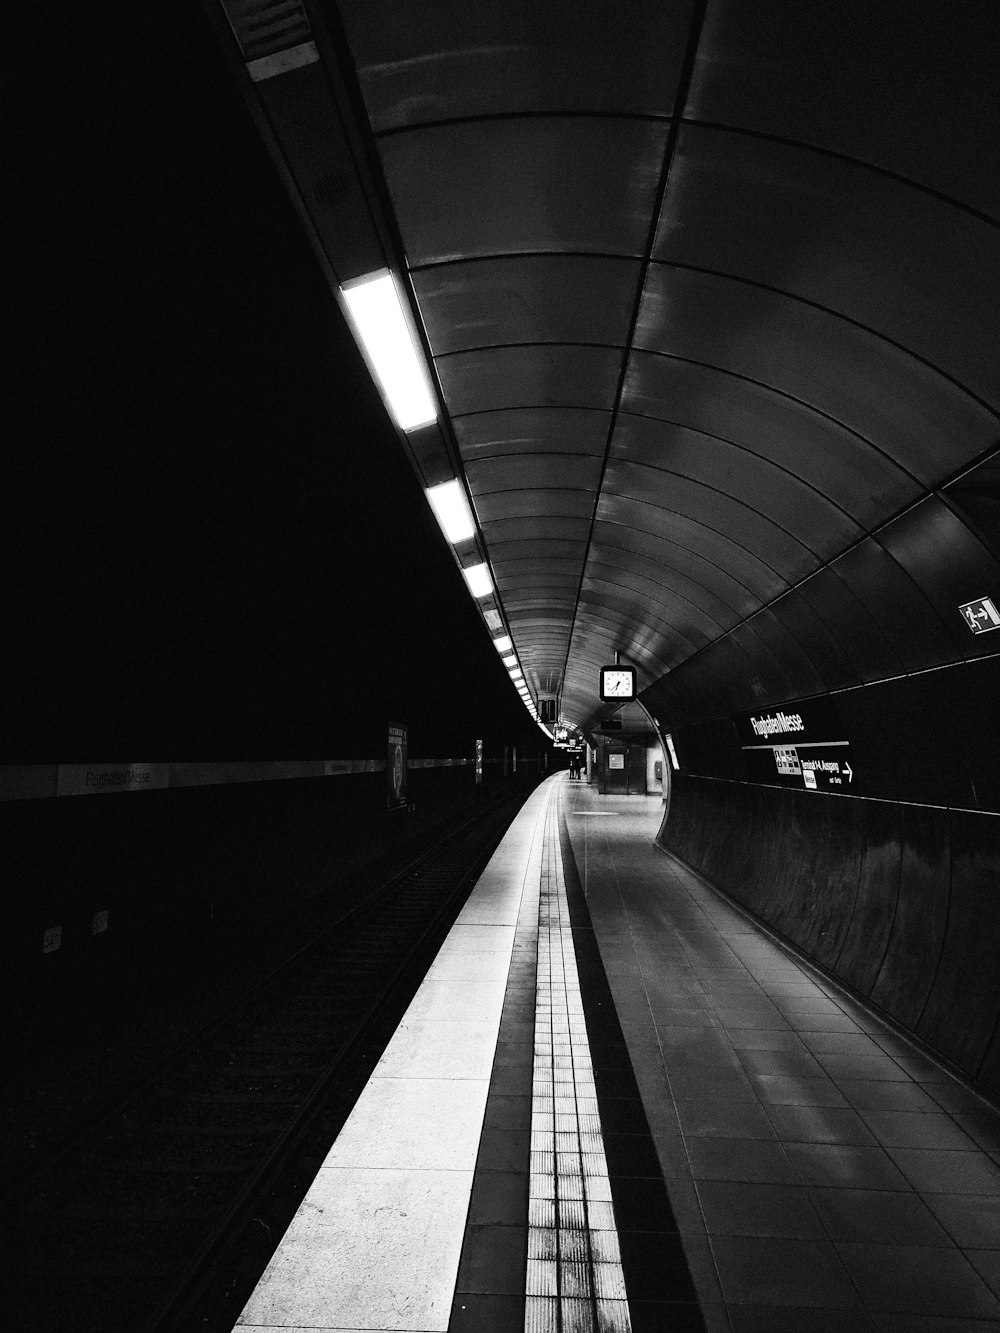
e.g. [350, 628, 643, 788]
[493, 635, 513, 654]
[426, 478, 475, 545]
[510, 669, 524, 681]
[463, 563, 493, 598]
[342, 271, 436, 431]
[502, 655, 517, 669]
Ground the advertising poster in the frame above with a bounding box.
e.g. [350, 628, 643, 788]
[387, 724, 408, 809]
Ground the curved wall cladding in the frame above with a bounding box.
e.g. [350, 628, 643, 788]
[659, 775, 1000, 1098]
[663, 655, 1000, 814]
[642, 484, 1000, 737]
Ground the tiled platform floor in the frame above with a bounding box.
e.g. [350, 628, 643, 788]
[233, 779, 554, 1332]
[233, 773, 1000, 1332]
[563, 780, 1000, 1331]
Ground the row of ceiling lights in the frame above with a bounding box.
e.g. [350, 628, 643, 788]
[342, 270, 550, 734]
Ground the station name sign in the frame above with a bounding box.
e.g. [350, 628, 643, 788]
[748, 710, 804, 738]
[735, 699, 852, 793]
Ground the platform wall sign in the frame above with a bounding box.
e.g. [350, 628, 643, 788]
[958, 596, 1000, 634]
[387, 724, 408, 810]
[475, 738, 483, 784]
[735, 698, 853, 793]
[56, 764, 170, 797]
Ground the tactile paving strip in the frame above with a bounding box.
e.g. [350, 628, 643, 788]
[524, 800, 632, 1333]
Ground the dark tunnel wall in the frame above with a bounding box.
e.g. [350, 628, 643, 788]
[3, 762, 545, 1044]
[650, 480, 1000, 1095]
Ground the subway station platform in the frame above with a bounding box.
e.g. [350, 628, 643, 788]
[233, 774, 1000, 1333]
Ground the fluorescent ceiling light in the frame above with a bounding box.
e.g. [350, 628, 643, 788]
[342, 271, 436, 432]
[493, 635, 513, 654]
[426, 478, 475, 545]
[463, 563, 493, 598]
[502, 654, 517, 668]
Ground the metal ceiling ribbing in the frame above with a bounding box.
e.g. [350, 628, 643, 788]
[213, 0, 1000, 733]
[329, 0, 1000, 731]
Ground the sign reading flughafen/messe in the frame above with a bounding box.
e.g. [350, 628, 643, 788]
[735, 699, 852, 793]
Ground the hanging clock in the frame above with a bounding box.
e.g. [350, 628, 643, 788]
[599, 665, 636, 701]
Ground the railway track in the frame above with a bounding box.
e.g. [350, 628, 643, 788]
[1, 789, 529, 1332]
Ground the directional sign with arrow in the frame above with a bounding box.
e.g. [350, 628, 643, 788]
[736, 699, 854, 794]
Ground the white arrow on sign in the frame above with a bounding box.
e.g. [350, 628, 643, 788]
[844, 762, 853, 782]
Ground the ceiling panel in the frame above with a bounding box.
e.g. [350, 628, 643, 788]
[453, 408, 612, 460]
[475, 489, 595, 524]
[765, 588, 861, 691]
[830, 540, 963, 672]
[567, 608, 674, 674]
[585, 558, 730, 640]
[412, 256, 642, 354]
[489, 538, 590, 565]
[653, 126, 1000, 407]
[872, 497, 1000, 662]
[603, 459, 820, 578]
[579, 573, 710, 656]
[610, 417, 863, 551]
[634, 265, 995, 486]
[686, 1, 999, 219]
[437, 345, 624, 416]
[494, 574, 580, 596]
[795, 566, 902, 684]
[466, 454, 603, 496]
[340, 0, 696, 130]
[736, 608, 830, 701]
[480, 516, 592, 547]
[380, 118, 668, 265]
[595, 492, 784, 602]
[620, 355, 919, 526]
[590, 521, 759, 617]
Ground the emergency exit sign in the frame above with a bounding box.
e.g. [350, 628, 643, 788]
[959, 597, 1000, 634]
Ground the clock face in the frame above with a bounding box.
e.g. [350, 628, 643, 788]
[600, 666, 636, 701]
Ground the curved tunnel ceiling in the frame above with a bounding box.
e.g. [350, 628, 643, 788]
[214, 0, 1000, 734]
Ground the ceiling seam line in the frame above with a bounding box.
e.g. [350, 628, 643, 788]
[408, 251, 644, 272]
[559, 0, 712, 707]
[436, 339, 627, 356]
[453, 404, 613, 421]
[651, 261, 1000, 421]
[586, 536, 759, 607]
[580, 581, 728, 640]
[374, 110, 999, 227]
[615, 406, 907, 521]
[371, 109, 676, 137]
[428, 256, 999, 424]
[602, 482, 855, 562]
[627, 348, 928, 488]
[672, 119, 1000, 229]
